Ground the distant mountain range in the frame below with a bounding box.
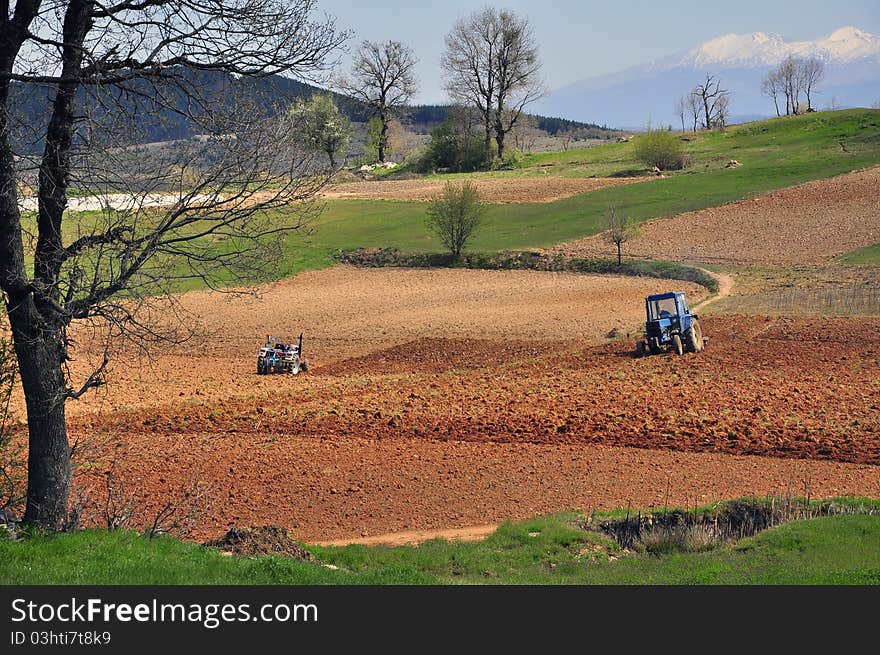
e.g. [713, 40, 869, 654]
[536, 27, 880, 129]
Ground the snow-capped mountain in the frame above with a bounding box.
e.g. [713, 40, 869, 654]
[661, 26, 880, 69]
[537, 27, 880, 129]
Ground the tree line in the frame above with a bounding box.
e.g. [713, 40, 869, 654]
[673, 55, 828, 134]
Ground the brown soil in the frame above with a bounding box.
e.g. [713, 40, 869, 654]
[57, 267, 703, 417]
[59, 309, 879, 544]
[319, 176, 643, 204]
[9, 268, 878, 546]
[549, 168, 880, 265]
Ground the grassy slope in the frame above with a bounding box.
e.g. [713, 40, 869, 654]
[279, 109, 880, 278]
[3, 512, 879, 585]
[838, 243, 880, 264]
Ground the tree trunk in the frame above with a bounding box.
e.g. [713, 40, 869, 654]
[7, 301, 71, 529]
[483, 110, 493, 164]
[773, 96, 780, 117]
[1, 0, 93, 530]
[616, 242, 622, 266]
[377, 115, 388, 163]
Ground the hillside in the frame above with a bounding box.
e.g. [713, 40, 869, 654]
[10, 66, 610, 155]
[270, 109, 880, 278]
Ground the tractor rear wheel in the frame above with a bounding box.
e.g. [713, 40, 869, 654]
[685, 321, 703, 353]
[634, 341, 646, 358]
[257, 359, 265, 375]
[672, 334, 684, 356]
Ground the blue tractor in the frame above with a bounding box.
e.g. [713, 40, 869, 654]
[635, 291, 706, 357]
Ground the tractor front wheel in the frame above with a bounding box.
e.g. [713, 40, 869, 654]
[672, 334, 684, 356]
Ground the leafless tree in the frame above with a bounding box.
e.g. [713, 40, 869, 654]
[778, 56, 801, 115]
[559, 130, 574, 151]
[510, 114, 541, 153]
[713, 94, 730, 130]
[692, 75, 730, 130]
[765, 56, 825, 116]
[339, 40, 419, 163]
[800, 57, 825, 112]
[675, 95, 687, 133]
[0, 0, 348, 530]
[686, 91, 702, 132]
[761, 69, 784, 117]
[604, 207, 640, 266]
[442, 6, 544, 162]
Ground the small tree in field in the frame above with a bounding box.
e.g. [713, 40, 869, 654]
[604, 207, 639, 265]
[426, 181, 486, 259]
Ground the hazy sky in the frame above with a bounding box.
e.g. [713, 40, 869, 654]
[318, 0, 880, 103]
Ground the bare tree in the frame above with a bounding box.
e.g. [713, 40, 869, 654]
[675, 95, 687, 133]
[442, 6, 544, 162]
[692, 75, 730, 130]
[559, 130, 574, 151]
[800, 57, 825, 112]
[766, 56, 824, 116]
[510, 113, 541, 153]
[340, 40, 419, 163]
[604, 207, 639, 266]
[761, 69, 784, 117]
[778, 56, 801, 115]
[0, 0, 347, 530]
[713, 94, 730, 131]
[687, 91, 702, 132]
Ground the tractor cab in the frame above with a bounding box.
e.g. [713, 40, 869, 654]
[636, 292, 706, 357]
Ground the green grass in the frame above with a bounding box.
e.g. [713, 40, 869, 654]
[48, 109, 880, 287]
[275, 109, 880, 278]
[838, 243, 880, 265]
[3, 507, 878, 585]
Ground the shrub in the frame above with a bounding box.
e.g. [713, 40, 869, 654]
[425, 181, 486, 259]
[419, 118, 490, 173]
[633, 129, 687, 171]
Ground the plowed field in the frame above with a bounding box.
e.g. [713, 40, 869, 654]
[51, 268, 880, 543]
[550, 167, 880, 265]
[319, 176, 643, 203]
